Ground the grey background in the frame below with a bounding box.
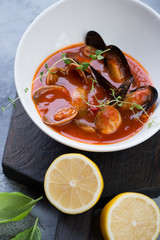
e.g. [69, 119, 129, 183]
[0, 0, 159, 239]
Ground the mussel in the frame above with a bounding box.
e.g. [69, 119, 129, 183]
[85, 30, 133, 85]
[90, 65, 133, 102]
[85, 30, 106, 51]
[90, 65, 116, 94]
[121, 85, 158, 112]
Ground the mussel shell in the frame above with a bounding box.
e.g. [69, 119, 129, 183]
[90, 65, 117, 94]
[114, 75, 134, 101]
[85, 31, 132, 85]
[125, 85, 158, 111]
[105, 45, 132, 81]
[85, 30, 106, 51]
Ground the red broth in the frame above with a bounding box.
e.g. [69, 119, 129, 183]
[32, 43, 154, 144]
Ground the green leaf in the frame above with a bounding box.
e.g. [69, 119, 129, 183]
[40, 78, 42, 82]
[136, 104, 143, 110]
[40, 71, 44, 76]
[8, 97, 12, 101]
[64, 59, 71, 65]
[24, 88, 29, 93]
[0, 192, 42, 223]
[148, 121, 153, 128]
[45, 63, 48, 69]
[76, 65, 83, 71]
[89, 54, 96, 60]
[61, 52, 66, 59]
[11, 218, 41, 240]
[117, 102, 123, 107]
[97, 55, 104, 60]
[1, 107, 5, 112]
[82, 62, 90, 70]
[95, 50, 103, 56]
[13, 103, 16, 108]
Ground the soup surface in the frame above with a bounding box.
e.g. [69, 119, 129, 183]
[32, 43, 154, 144]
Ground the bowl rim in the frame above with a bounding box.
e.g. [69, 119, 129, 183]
[14, 0, 160, 152]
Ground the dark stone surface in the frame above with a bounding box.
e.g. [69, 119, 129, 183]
[0, 0, 160, 239]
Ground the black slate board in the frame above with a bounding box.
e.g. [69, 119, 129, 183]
[2, 98, 160, 239]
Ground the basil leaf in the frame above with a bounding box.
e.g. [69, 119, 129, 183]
[0, 192, 42, 223]
[11, 218, 41, 240]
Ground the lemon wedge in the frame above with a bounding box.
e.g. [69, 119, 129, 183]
[100, 192, 160, 240]
[44, 153, 104, 214]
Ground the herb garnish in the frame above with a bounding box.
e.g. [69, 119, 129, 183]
[0, 192, 42, 240]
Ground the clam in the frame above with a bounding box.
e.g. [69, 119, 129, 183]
[72, 87, 88, 116]
[94, 105, 122, 134]
[32, 85, 69, 104]
[43, 107, 77, 126]
[65, 62, 88, 84]
[74, 119, 96, 133]
[46, 66, 66, 85]
[32, 85, 77, 126]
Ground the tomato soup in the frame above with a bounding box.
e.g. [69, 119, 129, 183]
[32, 43, 155, 144]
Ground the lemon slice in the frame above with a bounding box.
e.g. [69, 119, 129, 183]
[100, 192, 160, 240]
[44, 153, 104, 214]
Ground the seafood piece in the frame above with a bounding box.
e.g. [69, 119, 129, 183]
[91, 66, 133, 102]
[66, 63, 88, 84]
[74, 119, 96, 133]
[121, 85, 158, 112]
[114, 75, 134, 101]
[43, 107, 77, 126]
[85, 31, 132, 83]
[104, 45, 132, 83]
[83, 45, 97, 58]
[32, 85, 69, 104]
[85, 30, 106, 51]
[94, 106, 122, 134]
[72, 87, 88, 115]
[32, 85, 77, 126]
[73, 55, 91, 75]
[46, 66, 66, 85]
[90, 65, 116, 94]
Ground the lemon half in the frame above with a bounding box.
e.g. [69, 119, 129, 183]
[44, 153, 104, 214]
[100, 192, 160, 240]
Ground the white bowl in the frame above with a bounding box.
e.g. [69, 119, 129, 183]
[14, 0, 160, 152]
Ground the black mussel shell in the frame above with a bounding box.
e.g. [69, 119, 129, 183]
[114, 75, 134, 101]
[90, 65, 117, 94]
[85, 31, 132, 84]
[104, 45, 132, 81]
[85, 30, 106, 51]
[126, 85, 158, 111]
